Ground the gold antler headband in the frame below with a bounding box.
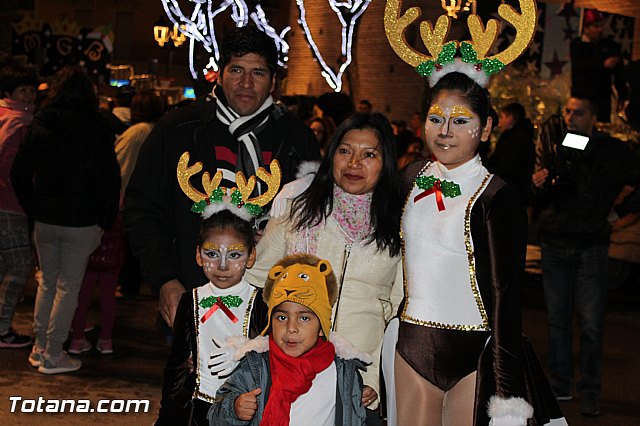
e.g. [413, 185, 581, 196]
[177, 151, 282, 220]
[384, 0, 537, 87]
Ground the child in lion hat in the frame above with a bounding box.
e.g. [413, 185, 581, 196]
[208, 253, 370, 426]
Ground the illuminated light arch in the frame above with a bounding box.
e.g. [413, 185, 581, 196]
[296, 0, 371, 92]
[160, 0, 289, 79]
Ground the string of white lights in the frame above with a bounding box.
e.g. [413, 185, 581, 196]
[296, 0, 371, 92]
[161, 0, 289, 80]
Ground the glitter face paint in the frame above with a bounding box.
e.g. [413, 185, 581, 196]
[424, 91, 491, 170]
[450, 105, 474, 117]
[196, 229, 255, 289]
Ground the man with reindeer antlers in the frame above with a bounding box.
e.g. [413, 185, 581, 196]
[124, 25, 319, 329]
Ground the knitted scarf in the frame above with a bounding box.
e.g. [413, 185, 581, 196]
[260, 336, 335, 426]
[291, 184, 373, 255]
[213, 85, 274, 195]
[331, 184, 373, 243]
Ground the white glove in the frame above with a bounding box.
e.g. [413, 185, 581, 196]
[270, 173, 315, 218]
[209, 335, 242, 377]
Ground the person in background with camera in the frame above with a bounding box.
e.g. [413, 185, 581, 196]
[531, 91, 640, 417]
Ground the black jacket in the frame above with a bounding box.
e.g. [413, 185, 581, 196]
[123, 97, 319, 293]
[487, 119, 535, 202]
[534, 129, 640, 245]
[10, 108, 120, 229]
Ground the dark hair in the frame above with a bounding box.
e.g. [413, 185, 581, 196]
[429, 72, 491, 127]
[219, 26, 278, 77]
[396, 129, 419, 156]
[359, 99, 372, 108]
[307, 116, 335, 154]
[569, 90, 599, 115]
[197, 210, 256, 253]
[116, 85, 136, 107]
[130, 90, 165, 124]
[501, 102, 526, 123]
[291, 112, 401, 257]
[315, 92, 355, 127]
[39, 66, 98, 111]
[0, 63, 38, 96]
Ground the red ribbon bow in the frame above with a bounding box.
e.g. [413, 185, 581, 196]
[414, 179, 446, 211]
[200, 297, 239, 324]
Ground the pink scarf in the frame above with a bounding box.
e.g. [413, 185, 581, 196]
[291, 184, 373, 254]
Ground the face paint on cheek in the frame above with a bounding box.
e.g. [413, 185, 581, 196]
[467, 125, 480, 139]
[203, 260, 216, 272]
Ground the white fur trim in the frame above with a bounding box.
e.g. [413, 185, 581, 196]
[488, 396, 533, 426]
[201, 200, 254, 221]
[428, 58, 489, 88]
[226, 333, 371, 363]
[230, 335, 269, 361]
[295, 161, 320, 180]
[330, 333, 372, 364]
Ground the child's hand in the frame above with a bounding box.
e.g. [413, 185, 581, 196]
[234, 388, 261, 420]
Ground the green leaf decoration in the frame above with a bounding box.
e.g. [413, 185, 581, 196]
[415, 175, 461, 198]
[481, 58, 505, 75]
[244, 203, 263, 216]
[460, 42, 478, 63]
[199, 295, 243, 309]
[416, 60, 436, 77]
[230, 190, 243, 206]
[211, 188, 224, 202]
[437, 41, 457, 65]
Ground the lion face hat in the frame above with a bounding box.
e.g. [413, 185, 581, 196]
[262, 253, 338, 339]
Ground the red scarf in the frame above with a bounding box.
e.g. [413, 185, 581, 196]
[260, 336, 335, 426]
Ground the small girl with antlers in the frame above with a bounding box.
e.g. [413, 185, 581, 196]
[155, 176, 277, 425]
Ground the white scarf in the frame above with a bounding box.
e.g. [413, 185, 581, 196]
[213, 85, 274, 194]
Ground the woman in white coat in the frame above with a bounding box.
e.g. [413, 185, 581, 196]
[245, 112, 403, 423]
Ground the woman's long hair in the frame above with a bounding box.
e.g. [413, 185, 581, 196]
[291, 112, 401, 257]
[39, 66, 98, 112]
